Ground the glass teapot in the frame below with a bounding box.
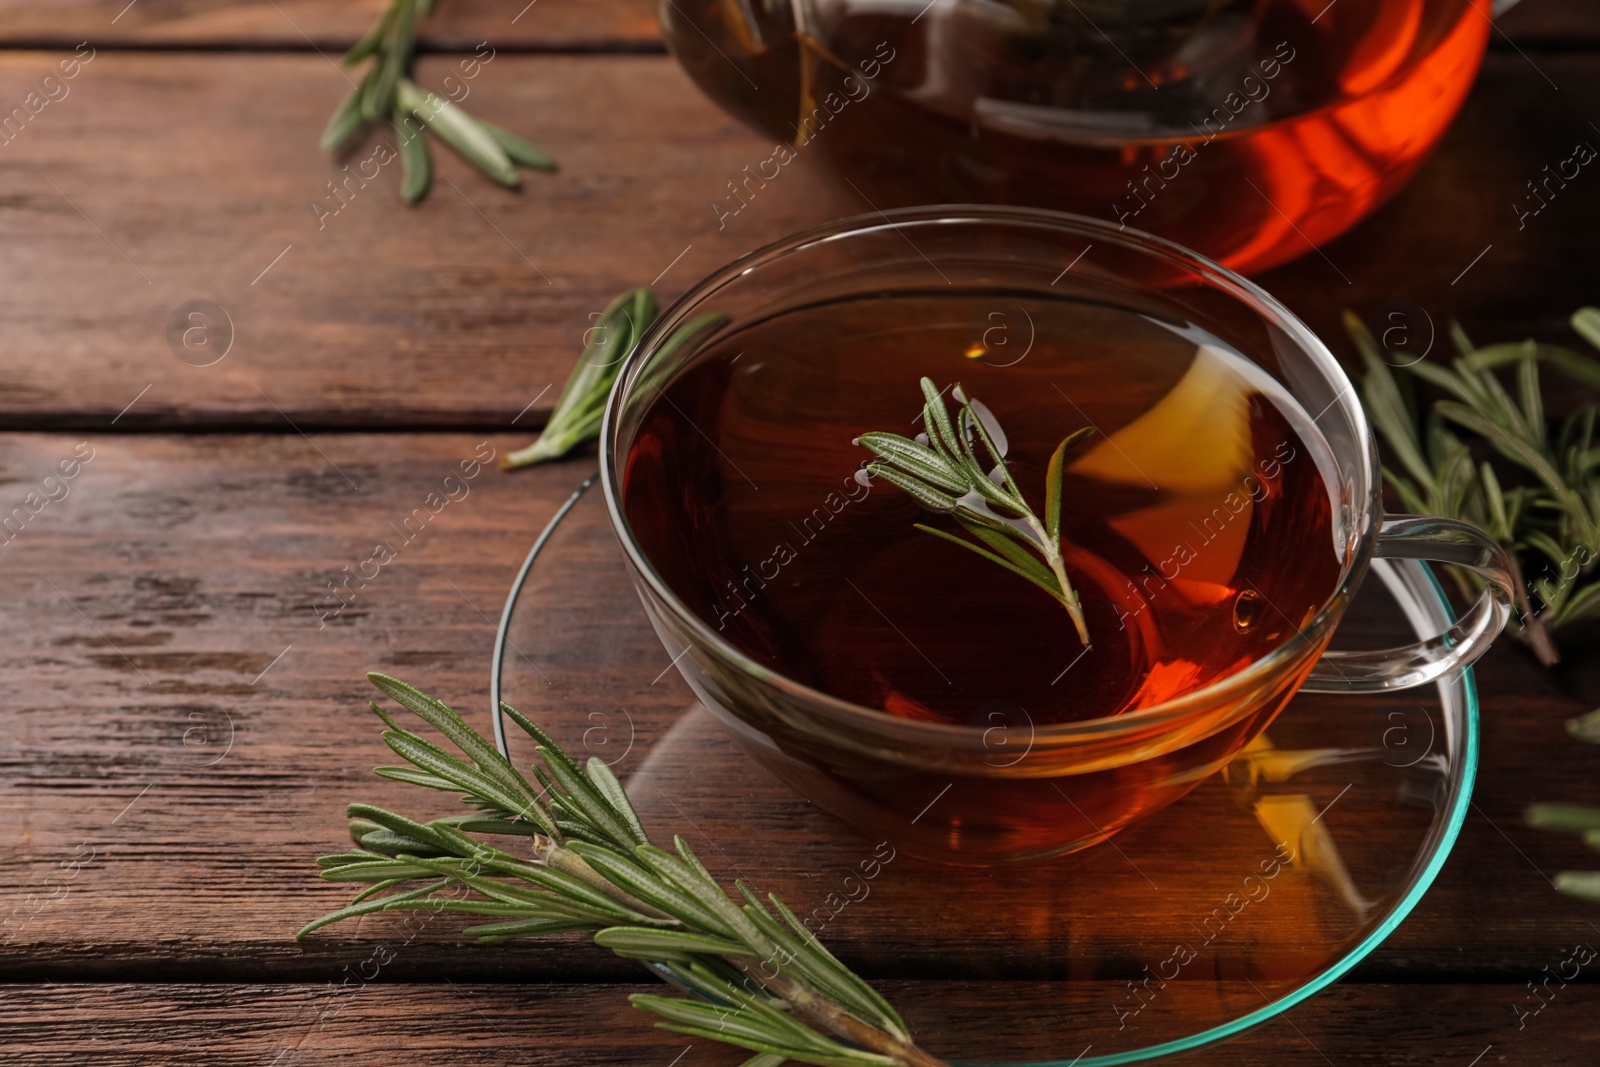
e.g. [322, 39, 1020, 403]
[661, 0, 1508, 274]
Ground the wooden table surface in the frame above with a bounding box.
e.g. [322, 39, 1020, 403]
[3, 1, 1600, 1063]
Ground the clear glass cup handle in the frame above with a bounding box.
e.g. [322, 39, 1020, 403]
[1301, 515, 1514, 694]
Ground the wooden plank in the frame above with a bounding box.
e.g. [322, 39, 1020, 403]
[0, 0, 662, 51]
[0, 0, 1589, 50]
[0, 981, 1595, 1065]
[4, 432, 1600, 982]
[0, 51, 855, 431]
[0, 48, 1595, 431]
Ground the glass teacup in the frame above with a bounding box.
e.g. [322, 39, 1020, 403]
[601, 206, 1511, 864]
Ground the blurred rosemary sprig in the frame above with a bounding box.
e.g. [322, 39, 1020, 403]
[300, 673, 948, 1067]
[1527, 706, 1600, 902]
[1351, 307, 1600, 666]
[504, 287, 728, 469]
[322, 0, 555, 203]
[856, 378, 1094, 646]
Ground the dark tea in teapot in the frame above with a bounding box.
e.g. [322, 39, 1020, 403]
[665, 0, 1488, 273]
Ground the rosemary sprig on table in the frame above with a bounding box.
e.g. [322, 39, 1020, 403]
[1351, 307, 1600, 666]
[300, 673, 948, 1067]
[503, 289, 657, 469]
[856, 378, 1094, 645]
[504, 287, 729, 469]
[1527, 704, 1600, 902]
[321, 0, 556, 203]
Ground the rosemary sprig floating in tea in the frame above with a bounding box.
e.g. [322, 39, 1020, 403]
[321, 0, 556, 203]
[299, 673, 949, 1067]
[856, 378, 1094, 645]
[504, 287, 730, 468]
[1350, 306, 1600, 666]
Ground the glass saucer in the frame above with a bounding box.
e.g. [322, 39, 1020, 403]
[492, 474, 1476, 1067]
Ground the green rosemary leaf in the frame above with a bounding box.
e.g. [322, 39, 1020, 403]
[741, 1056, 788, 1067]
[1574, 307, 1600, 351]
[321, 80, 368, 153]
[1567, 708, 1600, 744]
[347, 802, 458, 853]
[1520, 347, 1546, 441]
[295, 877, 453, 939]
[349, 876, 411, 905]
[952, 408, 1023, 512]
[427, 900, 549, 918]
[1045, 430, 1091, 546]
[766, 893, 908, 1039]
[1480, 463, 1511, 542]
[1436, 447, 1476, 520]
[954, 516, 1058, 589]
[343, 1, 395, 66]
[539, 747, 639, 850]
[443, 814, 547, 837]
[594, 926, 750, 958]
[1406, 359, 1479, 406]
[1351, 314, 1436, 494]
[586, 757, 649, 846]
[633, 1006, 810, 1060]
[397, 79, 518, 187]
[1555, 871, 1600, 901]
[373, 765, 461, 793]
[918, 377, 960, 457]
[490, 856, 665, 923]
[855, 433, 968, 494]
[632, 986, 842, 1055]
[400, 856, 635, 927]
[368, 673, 543, 811]
[635, 845, 775, 958]
[567, 841, 738, 938]
[354, 829, 448, 857]
[476, 117, 559, 171]
[1435, 401, 1567, 491]
[961, 396, 1019, 496]
[1526, 802, 1600, 832]
[382, 730, 538, 820]
[317, 849, 384, 868]
[502, 289, 656, 469]
[732, 883, 902, 1040]
[395, 111, 433, 203]
[363, 0, 415, 120]
[503, 702, 585, 779]
[1552, 581, 1600, 627]
[864, 464, 958, 512]
[320, 859, 444, 882]
[1380, 466, 1431, 517]
[553, 815, 616, 847]
[912, 522, 1062, 602]
[466, 917, 597, 940]
[670, 836, 719, 890]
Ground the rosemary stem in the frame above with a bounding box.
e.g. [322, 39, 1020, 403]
[538, 839, 676, 922]
[1504, 551, 1561, 667]
[1025, 514, 1090, 646]
[732, 957, 950, 1067]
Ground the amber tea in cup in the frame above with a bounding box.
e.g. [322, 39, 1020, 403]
[604, 208, 1512, 863]
[624, 297, 1342, 726]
